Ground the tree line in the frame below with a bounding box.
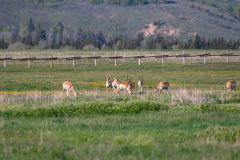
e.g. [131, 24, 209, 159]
[0, 19, 240, 50]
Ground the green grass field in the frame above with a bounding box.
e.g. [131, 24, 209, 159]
[0, 59, 240, 159]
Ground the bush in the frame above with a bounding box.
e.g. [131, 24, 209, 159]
[83, 44, 97, 50]
[197, 126, 240, 143]
[8, 42, 32, 50]
[200, 104, 240, 113]
[0, 101, 169, 117]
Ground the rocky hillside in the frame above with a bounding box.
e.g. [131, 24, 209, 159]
[0, 0, 240, 39]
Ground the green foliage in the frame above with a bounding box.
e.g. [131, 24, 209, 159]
[0, 101, 168, 117]
[197, 126, 240, 143]
[1, 107, 240, 159]
[200, 104, 240, 113]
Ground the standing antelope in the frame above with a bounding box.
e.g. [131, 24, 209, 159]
[105, 75, 112, 90]
[226, 80, 236, 91]
[138, 76, 143, 93]
[62, 81, 78, 97]
[154, 81, 169, 93]
[112, 76, 118, 91]
[115, 77, 134, 95]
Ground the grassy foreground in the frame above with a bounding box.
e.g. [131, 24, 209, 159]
[0, 96, 240, 159]
[0, 62, 239, 159]
[1, 109, 240, 159]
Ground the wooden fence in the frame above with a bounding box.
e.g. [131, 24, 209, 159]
[0, 52, 240, 68]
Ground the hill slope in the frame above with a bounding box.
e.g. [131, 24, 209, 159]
[0, 0, 240, 39]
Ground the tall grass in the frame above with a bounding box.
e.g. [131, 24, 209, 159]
[0, 89, 239, 117]
[0, 61, 239, 159]
[1, 107, 240, 159]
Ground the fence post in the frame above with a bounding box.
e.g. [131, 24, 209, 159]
[72, 54, 75, 68]
[138, 52, 141, 66]
[56, 52, 59, 65]
[114, 50, 117, 67]
[203, 50, 206, 64]
[226, 50, 229, 63]
[94, 53, 97, 67]
[182, 51, 185, 65]
[28, 54, 31, 68]
[4, 52, 7, 68]
[50, 55, 53, 68]
[161, 52, 164, 65]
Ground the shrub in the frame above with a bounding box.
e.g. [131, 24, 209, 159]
[8, 42, 32, 50]
[0, 101, 169, 117]
[197, 126, 240, 143]
[200, 104, 240, 113]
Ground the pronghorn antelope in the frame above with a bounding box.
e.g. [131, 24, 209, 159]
[62, 81, 78, 97]
[105, 75, 112, 90]
[138, 76, 143, 93]
[226, 80, 236, 91]
[114, 77, 134, 95]
[154, 81, 169, 93]
[111, 76, 118, 90]
[127, 76, 135, 90]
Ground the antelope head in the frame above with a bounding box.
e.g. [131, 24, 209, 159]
[73, 90, 78, 97]
[106, 75, 111, 81]
[127, 84, 134, 95]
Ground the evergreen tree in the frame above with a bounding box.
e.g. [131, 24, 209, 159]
[187, 37, 194, 49]
[36, 23, 47, 41]
[47, 27, 58, 49]
[10, 25, 19, 43]
[141, 36, 155, 49]
[194, 34, 202, 49]
[63, 28, 75, 47]
[136, 32, 144, 48]
[55, 22, 64, 48]
[201, 37, 206, 49]
[33, 23, 47, 45]
[0, 37, 8, 49]
[75, 28, 87, 49]
[27, 18, 35, 33]
[95, 31, 106, 48]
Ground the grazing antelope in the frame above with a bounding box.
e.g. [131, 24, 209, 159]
[154, 81, 169, 93]
[62, 81, 78, 97]
[127, 76, 135, 90]
[112, 76, 118, 90]
[138, 76, 143, 93]
[105, 75, 112, 90]
[226, 80, 236, 91]
[115, 77, 134, 95]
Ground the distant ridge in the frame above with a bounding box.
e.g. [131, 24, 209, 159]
[0, 0, 240, 39]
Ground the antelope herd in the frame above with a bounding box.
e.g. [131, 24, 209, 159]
[62, 76, 237, 97]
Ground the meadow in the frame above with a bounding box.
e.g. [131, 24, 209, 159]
[0, 55, 240, 159]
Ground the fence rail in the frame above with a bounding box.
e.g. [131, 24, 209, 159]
[0, 52, 239, 68]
